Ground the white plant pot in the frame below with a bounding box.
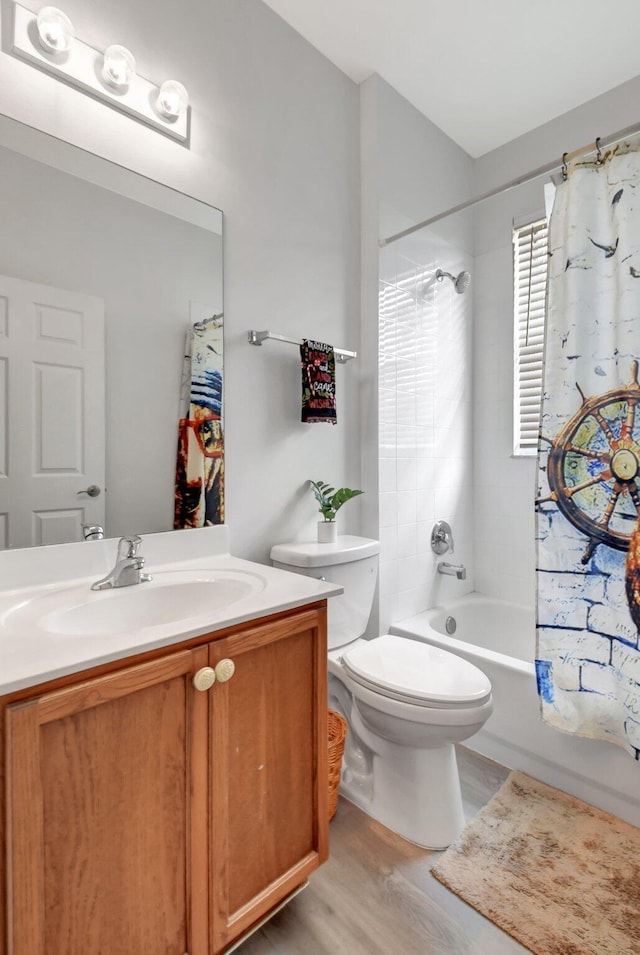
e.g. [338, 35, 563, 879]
[317, 521, 337, 544]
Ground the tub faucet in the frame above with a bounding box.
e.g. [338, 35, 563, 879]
[91, 535, 153, 590]
[437, 561, 466, 581]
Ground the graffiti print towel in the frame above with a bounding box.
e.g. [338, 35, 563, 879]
[300, 339, 337, 424]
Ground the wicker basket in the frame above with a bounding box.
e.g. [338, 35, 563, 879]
[327, 709, 347, 821]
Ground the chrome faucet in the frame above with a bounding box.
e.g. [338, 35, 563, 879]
[437, 561, 466, 580]
[82, 523, 104, 541]
[91, 535, 153, 591]
[431, 520, 454, 555]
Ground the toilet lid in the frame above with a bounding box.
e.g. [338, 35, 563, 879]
[342, 634, 491, 706]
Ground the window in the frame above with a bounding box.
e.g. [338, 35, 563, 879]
[513, 217, 548, 455]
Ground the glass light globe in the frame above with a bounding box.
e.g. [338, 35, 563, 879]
[101, 45, 136, 90]
[157, 80, 189, 119]
[36, 6, 74, 53]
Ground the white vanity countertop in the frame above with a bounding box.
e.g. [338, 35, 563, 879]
[0, 526, 342, 695]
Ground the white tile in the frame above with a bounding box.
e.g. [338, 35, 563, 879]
[416, 360, 436, 396]
[396, 555, 423, 591]
[475, 565, 501, 600]
[498, 573, 535, 608]
[416, 489, 435, 522]
[397, 523, 417, 558]
[433, 456, 466, 491]
[475, 450, 498, 487]
[379, 525, 398, 563]
[396, 390, 416, 428]
[396, 319, 418, 362]
[397, 457, 418, 491]
[416, 456, 436, 490]
[397, 490, 417, 525]
[379, 590, 398, 635]
[379, 457, 397, 493]
[379, 387, 397, 424]
[379, 492, 397, 527]
[395, 587, 428, 620]
[415, 430, 435, 463]
[378, 283, 399, 320]
[378, 354, 396, 392]
[416, 522, 433, 554]
[379, 557, 398, 594]
[379, 421, 397, 457]
[396, 359, 417, 394]
[434, 486, 455, 517]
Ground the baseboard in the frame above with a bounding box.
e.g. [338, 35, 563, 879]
[465, 730, 640, 828]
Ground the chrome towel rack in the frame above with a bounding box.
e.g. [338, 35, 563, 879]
[247, 330, 357, 363]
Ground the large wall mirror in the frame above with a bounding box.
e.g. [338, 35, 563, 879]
[0, 114, 223, 549]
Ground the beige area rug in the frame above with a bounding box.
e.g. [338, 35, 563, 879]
[431, 772, 640, 955]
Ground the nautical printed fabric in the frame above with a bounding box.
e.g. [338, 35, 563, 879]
[536, 143, 640, 758]
[300, 339, 337, 424]
[174, 315, 224, 528]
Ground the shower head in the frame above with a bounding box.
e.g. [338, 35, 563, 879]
[436, 268, 471, 294]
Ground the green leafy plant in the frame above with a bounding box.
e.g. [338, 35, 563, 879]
[308, 480, 363, 522]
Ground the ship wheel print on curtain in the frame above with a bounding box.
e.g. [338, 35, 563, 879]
[537, 358, 640, 629]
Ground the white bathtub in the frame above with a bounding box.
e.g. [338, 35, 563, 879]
[390, 593, 640, 827]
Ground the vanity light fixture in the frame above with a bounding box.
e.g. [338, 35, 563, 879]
[156, 80, 189, 120]
[36, 6, 74, 53]
[101, 44, 136, 91]
[11, 2, 189, 144]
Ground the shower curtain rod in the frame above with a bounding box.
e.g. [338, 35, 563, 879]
[379, 119, 640, 248]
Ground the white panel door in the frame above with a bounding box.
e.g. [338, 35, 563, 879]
[0, 275, 105, 548]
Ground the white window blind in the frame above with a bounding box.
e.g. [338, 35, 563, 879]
[513, 217, 548, 454]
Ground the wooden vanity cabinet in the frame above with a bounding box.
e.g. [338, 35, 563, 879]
[1, 603, 328, 955]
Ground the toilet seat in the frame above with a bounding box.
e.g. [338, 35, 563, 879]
[341, 634, 491, 709]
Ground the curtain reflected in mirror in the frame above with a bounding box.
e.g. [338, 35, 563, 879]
[174, 314, 224, 528]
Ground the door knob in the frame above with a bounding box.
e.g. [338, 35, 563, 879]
[193, 667, 216, 691]
[215, 659, 235, 683]
[77, 484, 101, 497]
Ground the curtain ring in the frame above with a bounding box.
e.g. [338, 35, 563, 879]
[595, 136, 603, 164]
[562, 152, 568, 181]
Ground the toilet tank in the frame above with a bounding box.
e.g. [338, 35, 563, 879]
[270, 535, 379, 650]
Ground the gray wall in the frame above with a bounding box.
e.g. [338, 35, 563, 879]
[0, 0, 361, 561]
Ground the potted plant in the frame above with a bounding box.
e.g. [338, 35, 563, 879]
[308, 480, 363, 543]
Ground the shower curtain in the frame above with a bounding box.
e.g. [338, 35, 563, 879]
[174, 315, 224, 528]
[536, 141, 640, 759]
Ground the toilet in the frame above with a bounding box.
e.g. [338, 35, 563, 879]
[271, 535, 493, 849]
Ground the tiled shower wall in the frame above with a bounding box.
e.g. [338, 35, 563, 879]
[378, 232, 474, 633]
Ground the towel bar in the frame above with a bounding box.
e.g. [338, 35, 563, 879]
[247, 330, 357, 363]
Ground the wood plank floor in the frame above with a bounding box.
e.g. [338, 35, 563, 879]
[238, 747, 530, 955]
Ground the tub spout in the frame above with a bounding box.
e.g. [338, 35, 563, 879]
[438, 561, 466, 580]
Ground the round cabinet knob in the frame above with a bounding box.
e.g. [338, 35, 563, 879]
[214, 658, 235, 683]
[193, 667, 216, 691]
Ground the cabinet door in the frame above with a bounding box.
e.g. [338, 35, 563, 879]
[5, 647, 210, 955]
[209, 607, 328, 952]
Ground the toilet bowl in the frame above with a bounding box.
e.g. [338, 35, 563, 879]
[270, 536, 493, 848]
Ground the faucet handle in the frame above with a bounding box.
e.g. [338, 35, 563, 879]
[431, 520, 454, 555]
[118, 535, 142, 559]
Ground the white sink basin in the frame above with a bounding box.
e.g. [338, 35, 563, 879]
[5, 569, 267, 637]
